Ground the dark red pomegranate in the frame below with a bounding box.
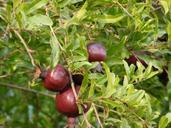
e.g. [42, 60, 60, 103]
[55, 86, 90, 117]
[55, 86, 80, 117]
[87, 42, 106, 62]
[43, 64, 70, 91]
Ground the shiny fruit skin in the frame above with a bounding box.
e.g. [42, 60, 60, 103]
[43, 64, 70, 91]
[56, 86, 80, 117]
[87, 43, 106, 62]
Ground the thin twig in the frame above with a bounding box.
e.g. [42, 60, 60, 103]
[68, 71, 78, 100]
[92, 103, 104, 128]
[45, 6, 64, 51]
[113, 1, 133, 18]
[13, 30, 36, 67]
[0, 74, 10, 78]
[81, 110, 92, 128]
[68, 72, 92, 128]
[0, 82, 55, 99]
[68, 71, 92, 128]
[69, 72, 91, 128]
[49, 26, 65, 51]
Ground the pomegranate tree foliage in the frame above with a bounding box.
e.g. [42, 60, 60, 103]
[0, 0, 171, 127]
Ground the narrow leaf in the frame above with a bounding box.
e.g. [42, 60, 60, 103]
[26, 0, 48, 14]
[94, 15, 125, 24]
[28, 14, 53, 26]
[50, 36, 60, 68]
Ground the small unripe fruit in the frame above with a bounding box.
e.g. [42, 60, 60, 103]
[87, 42, 106, 62]
[55, 86, 80, 117]
[43, 64, 70, 91]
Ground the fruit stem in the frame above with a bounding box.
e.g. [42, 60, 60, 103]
[67, 117, 76, 128]
[39, 69, 48, 80]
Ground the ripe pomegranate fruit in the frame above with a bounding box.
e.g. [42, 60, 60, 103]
[55, 86, 90, 117]
[55, 86, 80, 117]
[43, 64, 70, 91]
[87, 42, 106, 62]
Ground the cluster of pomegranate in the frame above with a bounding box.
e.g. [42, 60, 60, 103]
[40, 42, 106, 119]
[40, 41, 167, 127]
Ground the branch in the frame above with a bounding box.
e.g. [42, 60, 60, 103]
[92, 103, 103, 128]
[113, 1, 133, 18]
[0, 74, 10, 78]
[0, 82, 55, 99]
[68, 72, 92, 128]
[45, 6, 64, 51]
[49, 26, 65, 51]
[13, 29, 36, 67]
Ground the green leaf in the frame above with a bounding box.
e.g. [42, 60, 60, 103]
[168, 63, 171, 100]
[58, 0, 83, 8]
[79, 72, 89, 97]
[101, 99, 121, 108]
[72, 61, 92, 70]
[94, 15, 125, 24]
[13, 0, 21, 9]
[102, 62, 119, 98]
[146, 71, 159, 79]
[168, 63, 171, 82]
[120, 118, 131, 128]
[123, 60, 130, 76]
[0, 47, 9, 58]
[50, 36, 60, 68]
[167, 22, 171, 43]
[26, 0, 48, 14]
[123, 76, 129, 86]
[144, 63, 152, 75]
[88, 79, 95, 98]
[126, 90, 145, 105]
[28, 14, 53, 26]
[64, 1, 88, 27]
[6, 2, 12, 22]
[159, 113, 171, 128]
[160, 0, 169, 15]
[58, 0, 70, 8]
